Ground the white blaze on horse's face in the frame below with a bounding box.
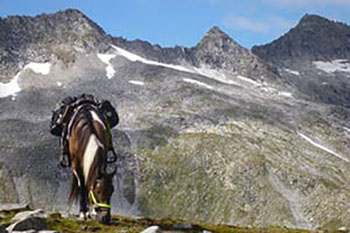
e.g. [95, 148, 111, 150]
[90, 111, 106, 130]
[83, 134, 104, 183]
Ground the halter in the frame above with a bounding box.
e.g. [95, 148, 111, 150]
[89, 190, 112, 209]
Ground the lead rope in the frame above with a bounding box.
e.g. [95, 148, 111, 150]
[89, 190, 112, 209]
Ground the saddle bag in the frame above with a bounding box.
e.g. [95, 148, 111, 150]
[98, 100, 119, 128]
[50, 107, 63, 136]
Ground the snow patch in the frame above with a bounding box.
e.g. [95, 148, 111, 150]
[111, 45, 193, 73]
[284, 68, 300, 76]
[97, 53, 116, 79]
[344, 127, 350, 133]
[278, 91, 293, 98]
[237, 75, 261, 86]
[111, 45, 242, 85]
[0, 62, 51, 98]
[129, 80, 145, 86]
[297, 132, 349, 162]
[194, 66, 239, 85]
[0, 72, 21, 98]
[56, 81, 63, 87]
[183, 78, 214, 89]
[110, 44, 294, 98]
[313, 59, 350, 74]
[24, 62, 51, 75]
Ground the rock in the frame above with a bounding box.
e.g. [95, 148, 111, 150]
[0, 225, 7, 233]
[11, 209, 47, 222]
[6, 209, 48, 232]
[140, 226, 161, 233]
[83, 226, 101, 232]
[0, 203, 29, 212]
[172, 223, 192, 230]
[11, 231, 59, 233]
[6, 217, 47, 232]
[37, 231, 59, 233]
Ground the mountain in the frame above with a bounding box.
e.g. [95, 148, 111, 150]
[0, 9, 110, 81]
[252, 14, 350, 107]
[193, 26, 271, 81]
[113, 26, 275, 83]
[252, 14, 350, 65]
[1, 9, 350, 231]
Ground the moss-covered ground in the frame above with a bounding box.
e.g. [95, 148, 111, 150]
[0, 209, 345, 233]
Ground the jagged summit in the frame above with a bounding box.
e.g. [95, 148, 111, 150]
[193, 26, 269, 80]
[204, 26, 231, 38]
[252, 13, 350, 65]
[298, 14, 329, 24]
[0, 8, 110, 80]
[197, 26, 241, 49]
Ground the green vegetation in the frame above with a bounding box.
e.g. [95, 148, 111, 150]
[0, 209, 328, 233]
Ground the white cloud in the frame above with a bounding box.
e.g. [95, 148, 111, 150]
[264, 0, 350, 8]
[223, 15, 294, 33]
[223, 16, 270, 32]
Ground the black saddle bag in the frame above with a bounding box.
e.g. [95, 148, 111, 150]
[99, 100, 119, 128]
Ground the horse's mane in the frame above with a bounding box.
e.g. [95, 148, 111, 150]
[68, 105, 106, 204]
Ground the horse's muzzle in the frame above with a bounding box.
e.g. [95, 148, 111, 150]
[97, 209, 111, 224]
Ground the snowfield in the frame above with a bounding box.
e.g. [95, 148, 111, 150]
[313, 59, 350, 74]
[25, 62, 51, 75]
[284, 68, 300, 76]
[183, 78, 214, 89]
[0, 72, 22, 98]
[129, 80, 145, 86]
[0, 62, 51, 98]
[97, 54, 116, 79]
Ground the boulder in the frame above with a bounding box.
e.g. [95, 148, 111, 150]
[0, 225, 7, 233]
[140, 226, 161, 233]
[11, 231, 58, 233]
[11, 209, 47, 222]
[6, 209, 47, 232]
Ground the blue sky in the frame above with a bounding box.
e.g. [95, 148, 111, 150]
[1, 0, 350, 48]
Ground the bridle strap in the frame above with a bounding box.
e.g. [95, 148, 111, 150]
[89, 190, 112, 209]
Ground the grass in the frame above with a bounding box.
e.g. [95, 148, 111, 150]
[1, 208, 346, 233]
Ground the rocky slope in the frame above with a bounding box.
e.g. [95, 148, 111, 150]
[0, 9, 110, 81]
[252, 14, 350, 65]
[113, 26, 274, 83]
[1, 9, 350, 231]
[252, 14, 350, 107]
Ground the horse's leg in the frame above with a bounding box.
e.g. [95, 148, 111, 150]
[79, 184, 90, 219]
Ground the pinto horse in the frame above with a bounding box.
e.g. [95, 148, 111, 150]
[67, 103, 115, 224]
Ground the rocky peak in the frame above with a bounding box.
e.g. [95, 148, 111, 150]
[252, 14, 350, 65]
[1, 8, 109, 51]
[194, 26, 270, 80]
[298, 14, 330, 25]
[196, 26, 242, 53]
[0, 8, 110, 80]
[203, 26, 232, 40]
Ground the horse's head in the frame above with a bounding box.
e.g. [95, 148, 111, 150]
[90, 166, 116, 224]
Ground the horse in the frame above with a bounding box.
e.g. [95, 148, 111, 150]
[67, 103, 116, 224]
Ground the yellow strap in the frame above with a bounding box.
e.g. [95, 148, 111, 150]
[89, 190, 112, 209]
